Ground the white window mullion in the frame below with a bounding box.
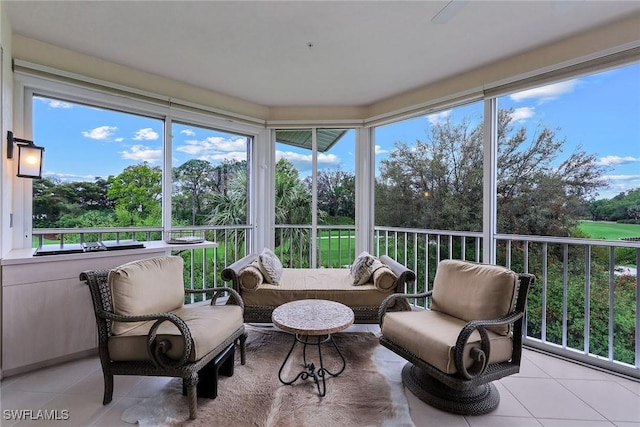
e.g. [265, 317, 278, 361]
[311, 128, 318, 268]
[482, 98, 498, 264]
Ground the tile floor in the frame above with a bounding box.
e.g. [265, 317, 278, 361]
[1, 324, 639, 426]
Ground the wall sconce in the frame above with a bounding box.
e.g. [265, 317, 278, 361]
[7, 131, 45, 179]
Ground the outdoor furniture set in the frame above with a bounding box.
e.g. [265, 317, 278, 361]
[81, 249, 534, 419]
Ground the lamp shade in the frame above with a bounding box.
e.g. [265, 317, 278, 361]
[17, 143, 44, 179]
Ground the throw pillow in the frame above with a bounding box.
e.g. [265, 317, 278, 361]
[371, 260, 398, 291]
[239, 261, 264, 290]
[350, 251, 376, 285]
[258, 248, 283, 285]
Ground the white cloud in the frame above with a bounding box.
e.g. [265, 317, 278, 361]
[176, 136, 247, 156]
[375, 145, 388, 155]
[133, 128, 160, 141]
[598, 175, 640, 199]
[180, 129, 196, 136]
[597, 156, 640, 166]
[49, 100, 72, 109]
[509, 107, 535, 122]
[426, 110, 451, 126]
[82, 126, 117, 140]
[200, 151, 247, 163]
[276, 150, 341, 172]
[41, 171, 97, 182]
[509, 80, 578, 103]
[115, 137, 124, 142]
[120, 145, 162, 163]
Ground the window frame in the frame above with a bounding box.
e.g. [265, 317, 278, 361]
[12, 72, 265, 250]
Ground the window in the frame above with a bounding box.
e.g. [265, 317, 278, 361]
[495, 62, 640, 238]
[374, 102, 484, 232]
[171, 122, 250, 227]
[32, 95, 163, 244]
[274, 128, 355, 267]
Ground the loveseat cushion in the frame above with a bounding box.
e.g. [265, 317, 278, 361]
[430, 260, 518, 335]
[109, 256, 185, 335]
[108, 301, 243, 362]
[381, 310, 513, 374]
[241, 268, 394, 308]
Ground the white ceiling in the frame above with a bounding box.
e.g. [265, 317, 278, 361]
[5, 1, 640, 108]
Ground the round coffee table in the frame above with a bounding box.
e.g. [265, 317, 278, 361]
[272, 299, 355, 397]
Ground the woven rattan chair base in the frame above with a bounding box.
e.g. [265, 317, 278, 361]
[402, 363, 500, 415]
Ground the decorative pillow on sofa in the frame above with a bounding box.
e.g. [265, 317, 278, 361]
[371, 260, 397, 291]
[350, 251, 377, 285]
[239, 261, 264, 290]
[258, 248, 283, 285]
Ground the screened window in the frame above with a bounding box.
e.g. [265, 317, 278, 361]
[32, 95, 163, 244]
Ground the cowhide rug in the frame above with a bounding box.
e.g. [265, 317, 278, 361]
[122, 325, 414, 427]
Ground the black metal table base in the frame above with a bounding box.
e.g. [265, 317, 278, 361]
[278, 333, 346, 397]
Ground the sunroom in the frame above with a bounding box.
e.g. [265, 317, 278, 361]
[1, 1, 640, 425]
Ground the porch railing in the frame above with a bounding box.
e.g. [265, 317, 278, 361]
[31, 224, 639, 379]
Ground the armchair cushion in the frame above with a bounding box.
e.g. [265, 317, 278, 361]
[108, 301, 244, 362]
[381, 310, 513, 374]
[430, 260, 518, 335]
[109, 256, 185, 335]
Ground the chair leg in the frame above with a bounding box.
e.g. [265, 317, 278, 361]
[185, 373, 198, 420]
[102, 373, 114, 405]
[401, 363, 500, 415]
[239, 332, 247, 365]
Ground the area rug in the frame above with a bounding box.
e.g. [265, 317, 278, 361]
[122, 325, 414, 427]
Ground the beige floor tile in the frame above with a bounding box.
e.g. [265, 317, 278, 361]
[501, 377, 605, 420]
[13, 392, 109, 427]
[616, 377, 640, 397]
[491, 381, 532, 417]
[5, 357, 101, 394]
[524, 351, 610, 381]
[63, 369, 143, 399]
[125, 376, 174, 399]
[560, 379, 640, 422]
[89, 397, 144, 427]
[466, 416, 543, 427]
[406, 391, 469, 427]
[538, 420, 616, 427]
[0, 391, 58, 427]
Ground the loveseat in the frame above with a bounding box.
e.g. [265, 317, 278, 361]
[221, 251, 416, 324]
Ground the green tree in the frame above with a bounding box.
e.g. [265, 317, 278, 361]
[106, 162, 162, 226]
[173, 159, 217, 225]
[377, 108, 607, 237]
[312, 168, 355, 222]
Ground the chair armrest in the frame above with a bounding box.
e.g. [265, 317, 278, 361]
[454, 310, 525, 379]
[98, 310, 193, 369]
[221, 253, 259, 292]
[378, 291, 433, 326]
[185, 287, 245, 311]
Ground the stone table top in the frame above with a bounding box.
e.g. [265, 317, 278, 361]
[272, 299, 355, 335]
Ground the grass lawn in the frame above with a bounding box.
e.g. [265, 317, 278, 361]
[578, 221, 640, 240]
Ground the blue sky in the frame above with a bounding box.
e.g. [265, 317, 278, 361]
[34, 63, 639, 200]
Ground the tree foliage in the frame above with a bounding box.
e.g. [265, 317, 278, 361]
[376, 108, 607, 237]
[106, 162, 162, 226]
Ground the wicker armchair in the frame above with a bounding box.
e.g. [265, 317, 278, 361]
[80, 256, 247, 420]
[379, 259, 535, 415]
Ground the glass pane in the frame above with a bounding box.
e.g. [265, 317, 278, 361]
[171, 122, 250, 227]
[317, 129, 356, 267]
[374, 102, 484, 232]
[32, 96, 163, 244]
[496, 62, 640, 238]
